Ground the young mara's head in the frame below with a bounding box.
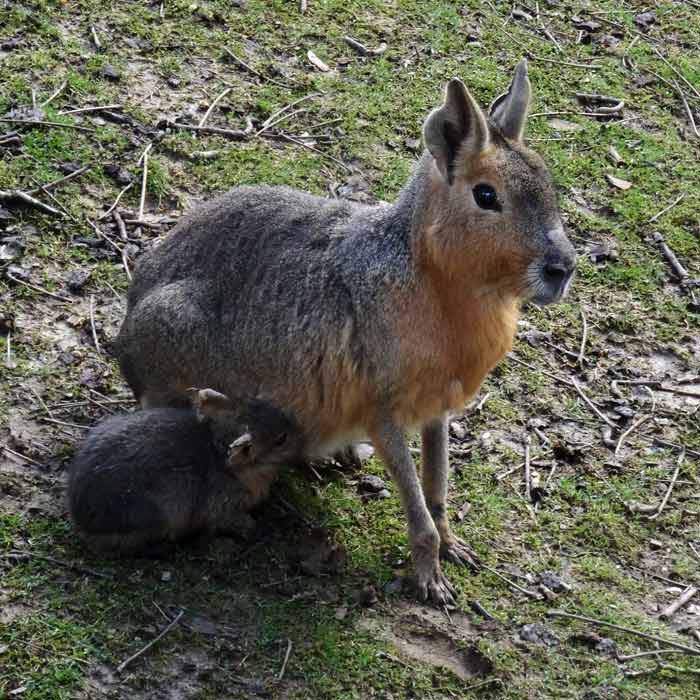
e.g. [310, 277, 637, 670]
[421, 59, 575, 306]
[189, 388, 304, 472]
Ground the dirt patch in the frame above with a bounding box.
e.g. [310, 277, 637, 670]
[358, 601, 493, 681]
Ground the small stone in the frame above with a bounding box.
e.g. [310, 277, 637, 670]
[666, 586, 683, 595]
[634, 11, 655, 28]
[101, 64, 121, 81]
[334, 606, 348, 620]
[103, 163, 133, 186]
[66, 268, 92, 293]
[404, 137, 421, 152]
[384, 577, 403, 595]
[376, 489, 391, 499]
[449, 421, 467, 440]
[686, 604, 700, 615]
[0, 236, 24, 262]
[649, 538, 664, 550]
[354, 443, 375, 463]
[58, 161, 82, 174]
[161, 571, 172, 582]
[167, 76, 181, 88]
[519, 623, 559, 646]
[358, 474, 386, 493]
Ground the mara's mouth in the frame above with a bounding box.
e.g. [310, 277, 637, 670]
[527, 259, 576, 306]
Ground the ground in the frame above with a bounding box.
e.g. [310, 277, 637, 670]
[1, 1, 700, 698]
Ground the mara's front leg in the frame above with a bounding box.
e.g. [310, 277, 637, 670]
[421, 415, 479, 570]
[369, 418, 456, 606]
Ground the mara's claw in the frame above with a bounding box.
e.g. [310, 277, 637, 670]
[416, 567, 457, 607]
[440, 537, 480, 571]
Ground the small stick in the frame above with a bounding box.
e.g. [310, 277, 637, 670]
[26, 165, 91, 195]
[524, 433, 532, 502]
[6, 270, 72, 302]
[659, 587, 698, 620]
[256, 93, 321, 135]
[482, 564, 541, 600]
[29, 386, 54, 419]
[509, 354, 574, 387]
[651, 46, 700, 102]
[468, 599, 496, 621]
[615, 386, 655, 456]
[649, 450, 684, 520]
[1, 444, 43, 467]
[89, 295, 101, 354]
[6, 551, 112, 579]
[299, 0, 307, 12]
[343, 36, 388, 57]
[159, 119, 253, 141]
[98, 182, 134, 220]
[648, 193, 686, 223]
[474, 392, 490, 412]
[576, 307, 588, 368]
[571, 377, 617, 428]
[0, 117, 96, 132]
[529, 110, 624, 118]
[275, 132, 352, 172]
[278, 638, 293, 680]
[676, 80, 700, 139]
[39, 417, 90, 430]
[198, 87, 232, 127]
[652, 232, 689, 280]
[617, 648, 689, 662]
[5, 332, 11, 368]
[113, 210, 128, 240]
[59, 104, 122, 116]
[495, 448, 554, 481]
[41, 80, 67, 107]
[222, 47, 292, 89]
[256, 109, 308, 138]
[0, 189, 64, 217]
[546, 609, 700, 656]
[91, 26, 101, 50]
[138, 143, 153, 222]
[117, 609, 184, 673]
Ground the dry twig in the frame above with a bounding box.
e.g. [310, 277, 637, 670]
[0, 117, 96, 132]
[117, 609, 184, 673]
[278, 638, 293, 680]
[576, 307, 588, 367]
[6, 550, 112, 579]
[89, 295, 101, 354]
[199, 87, 232, 127]
[615, 386, 655, 456]
[547, 609, 700, 657]
[648, 450, 684, 520]
[659, 587, 698, 620]
[0, 189, 64, 217]
[98, 182, 134, 220]
[482, 564, 541, 600]
[571, 377, 617, 428]
[648, 193, 686, 223]
[222, 47, 292, 88]
[6, 270, 72, 302]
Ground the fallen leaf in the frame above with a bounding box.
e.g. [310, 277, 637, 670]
[307, 50, 331, 72]
[606, 174, 632, 190]
[547, 118, 582, 131]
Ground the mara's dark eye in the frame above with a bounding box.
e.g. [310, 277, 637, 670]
[273, 432, 288, 448]
[472, 184, 499, 210]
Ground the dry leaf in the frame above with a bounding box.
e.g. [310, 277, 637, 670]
[606, 174, 633, 191]
[307, 50, 331, 72]
[547, 118, 582, 131]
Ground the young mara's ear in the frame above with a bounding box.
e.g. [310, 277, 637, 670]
[423, 78, 490, 184]
[227, 432, 253, 464]
[489, 58, 531, 141]
[188, 387, 233, 420]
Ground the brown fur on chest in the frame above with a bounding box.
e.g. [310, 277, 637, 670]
[391, 283, 519, 426]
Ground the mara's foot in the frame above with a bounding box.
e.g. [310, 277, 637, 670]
[440, 537, 480, 571]
[415, 564, 457, 606]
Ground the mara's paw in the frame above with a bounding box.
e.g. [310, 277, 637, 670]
[440, 537, 480, 571]
[415, 566, 457, 607]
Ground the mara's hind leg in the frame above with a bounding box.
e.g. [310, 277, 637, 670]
[116, 282, 210, 408]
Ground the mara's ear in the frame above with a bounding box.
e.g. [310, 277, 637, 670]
[227, 432, 253, 464]
[489, 58, 531, 141]
[423, 77, 490, 184]
[188, 387, 234, 420]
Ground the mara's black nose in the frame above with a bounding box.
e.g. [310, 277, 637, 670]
[543, 259, 575, 286]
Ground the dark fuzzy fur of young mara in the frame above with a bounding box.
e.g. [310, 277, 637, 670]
[67, 390, 304, 557]
[116, 60, 576, 602]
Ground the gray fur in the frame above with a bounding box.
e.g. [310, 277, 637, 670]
[67, 400, 304, 557]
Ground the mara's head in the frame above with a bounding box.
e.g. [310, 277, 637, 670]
[421, 59, 575, 306]
[189, 388, 305, 473]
